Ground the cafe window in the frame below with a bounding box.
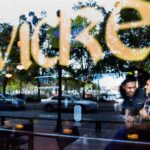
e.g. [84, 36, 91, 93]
[0, 0, 150, 150]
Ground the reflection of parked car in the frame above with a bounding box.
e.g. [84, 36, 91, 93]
[0, 94, 25, 110]
[14, 94, 27, 101]
[41, 95, 99, 112]
[99, 93, 122, 101]
[99, 94, 108, 101]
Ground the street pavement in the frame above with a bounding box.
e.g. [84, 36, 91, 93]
[0, 102, 125, 150]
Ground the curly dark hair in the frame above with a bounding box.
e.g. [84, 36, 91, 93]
[119, 75, 136, 99]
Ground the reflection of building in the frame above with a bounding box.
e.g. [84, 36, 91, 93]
[93, 73, 127, 93]
[39, 86, 65, 95]
[93, 73, 127, 101]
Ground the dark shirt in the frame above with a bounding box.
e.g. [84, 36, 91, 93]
[105, 126, 150, 150]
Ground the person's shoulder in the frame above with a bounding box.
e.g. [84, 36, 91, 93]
[136, 87, 146, 98]
[114, 126, 128, 139]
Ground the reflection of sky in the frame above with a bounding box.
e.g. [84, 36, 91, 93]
[93, 73, 127, 90]
[54, 26, 84, 41]
[0, 0, 119, 25]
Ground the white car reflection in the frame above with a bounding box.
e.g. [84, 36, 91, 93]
[41, 95, 99, 112]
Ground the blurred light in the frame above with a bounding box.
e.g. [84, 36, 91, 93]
[127, 134, 139, 140]
[134, 70, 138, 76]
[16, 65, 24, 70]
[63, 128, 72, 134]
[5, 73, 12, 78]
[16, 124, 24, 129]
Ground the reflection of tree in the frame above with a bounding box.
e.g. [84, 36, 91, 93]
[65, 0, 150, 98]
[62, 1, 104, 97]
[68, 1, 110, 97]
[0, 22, 18, 94]
[69, 47, 94, 98]
[2, 74, 13, 95]
[2, 76, 8, 95]
[116, 7, 150, 76]
[19, 11, 58, 98]
[0, 11, 58, 95]
[0, 0, 150, 95]
[73, 0, 150, 77]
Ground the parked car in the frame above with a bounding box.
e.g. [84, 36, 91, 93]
[41, 95, 99, 112]
[14, 94, 27, 101]
[98, 92, 122, 102]
[0, 94, 25, 110]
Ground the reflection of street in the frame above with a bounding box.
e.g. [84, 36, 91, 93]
[0, 102, 124, 138]
[0, 102, 124, 150]
[0, 102, 120, 121]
